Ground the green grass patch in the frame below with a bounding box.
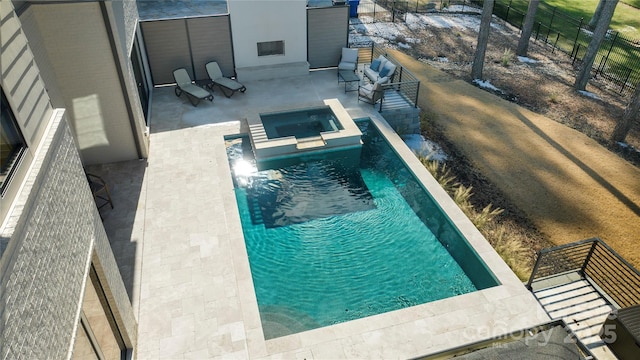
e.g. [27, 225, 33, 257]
[495, 0, 640, 90]
[499, 0, 640, 39]
[543, 0, 640, 39]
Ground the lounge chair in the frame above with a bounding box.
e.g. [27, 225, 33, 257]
[338, 47, 358, 72]
[205, 61, 246, 98]
[172, 68, 213, 106]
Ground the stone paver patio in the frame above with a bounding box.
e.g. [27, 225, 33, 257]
[88, 69, 551, 359]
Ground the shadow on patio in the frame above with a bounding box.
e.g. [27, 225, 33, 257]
[86, 69, 386, 314]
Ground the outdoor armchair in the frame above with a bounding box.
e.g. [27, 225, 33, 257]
[338, 47, 358, 72]
[357, 81, 385, 106]
[172, 68, 213, 106]
[205, 61, 246, 98]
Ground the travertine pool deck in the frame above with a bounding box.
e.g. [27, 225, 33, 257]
[89, 69, 550, 359]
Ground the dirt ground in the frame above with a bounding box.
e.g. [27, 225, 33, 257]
[398, 16, 640, 165]
[383, 19, 640, 269]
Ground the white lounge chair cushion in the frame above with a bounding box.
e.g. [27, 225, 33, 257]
[359, 81, 382, 99]
[180, 83, 211, 98]
[173, 68, 211, 99]
[341, 47, 358, 63]
[205, 61, 246, 98]
[214, 77, 245, 91]
[338, 61, 357, 71]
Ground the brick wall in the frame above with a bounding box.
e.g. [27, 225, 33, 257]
[382, 106, 422, 135]
[0, 113, 137, 358]
[1, 2, 136, 356]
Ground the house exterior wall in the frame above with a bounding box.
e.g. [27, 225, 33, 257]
[1, 1, 137, 357]
[22, 1, 148, 165]
[0, 112, 138, 359]
[104, 0, 150, 158]
[0, 0, 52, 225]
[15, 6, 65, 108]
[228, 0, 308, 80]
[109, 0, 139, 56]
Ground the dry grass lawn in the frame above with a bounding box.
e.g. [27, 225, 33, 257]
[384, 18, 640, 269]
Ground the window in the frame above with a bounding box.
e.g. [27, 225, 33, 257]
[257, 40, 284, 56]
[1, 89, 27, 194]
[131, 37, 149, 125]
[72, 265, 125, 360]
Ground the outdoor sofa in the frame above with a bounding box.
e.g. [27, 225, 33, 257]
[363, 55, 396, 83]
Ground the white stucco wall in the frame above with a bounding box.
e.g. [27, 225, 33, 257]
[228, 0, 307, 68]
[28, 2, 139, 165]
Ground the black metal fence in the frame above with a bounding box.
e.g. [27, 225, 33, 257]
[353, 0, 640, 95]
[359, 0, 479, 20]
[526, 238, 640, 309]
[491, 0, 640, 95]
[577, 36, 640, 95]
[411, 0, 479, 13]
[357, 0, 410, 23]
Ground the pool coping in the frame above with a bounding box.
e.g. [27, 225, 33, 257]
[247, 99, 363, 163]
[224, 112, 550, 358]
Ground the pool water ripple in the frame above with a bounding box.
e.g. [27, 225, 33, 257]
[226, 123, 488, 339]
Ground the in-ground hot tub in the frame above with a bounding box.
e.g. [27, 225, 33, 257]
[247, 99, 362, 167]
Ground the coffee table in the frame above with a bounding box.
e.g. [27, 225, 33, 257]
[338, 70, 361, 93]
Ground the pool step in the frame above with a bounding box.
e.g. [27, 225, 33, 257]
[296, 137, 325, 150]
[247, 196, 264, 225]
[249, 124, 268, 143]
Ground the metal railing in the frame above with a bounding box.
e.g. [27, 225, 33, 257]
[527, 237, 640, 309]
[353, 43, 420, 111]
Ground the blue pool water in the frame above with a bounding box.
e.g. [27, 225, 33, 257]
[261, 106, 342, 140]
[226, 120, 498, 339]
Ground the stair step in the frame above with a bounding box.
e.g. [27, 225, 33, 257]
[296, 138, 325, 149]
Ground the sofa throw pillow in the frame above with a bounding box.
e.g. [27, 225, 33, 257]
[379, 63, 391, 78]
[370, 59, 382, 71]
[377, 56, 387, 69]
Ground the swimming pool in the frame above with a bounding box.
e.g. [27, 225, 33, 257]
[247, 99, 363, 168]
[226, 120, 499, 339]
[261, 106, 343, 139]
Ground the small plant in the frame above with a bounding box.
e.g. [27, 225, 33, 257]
[470, 204, 504, 231]
[441, 1, 449, 10]
[501, 48, 513, 67]
[421, 160, 532, 280]
[488, 227, 531, 280]
[549, 93, 559, 104]
[452, 184, 474, 214]
[419, 157, 459, 193]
